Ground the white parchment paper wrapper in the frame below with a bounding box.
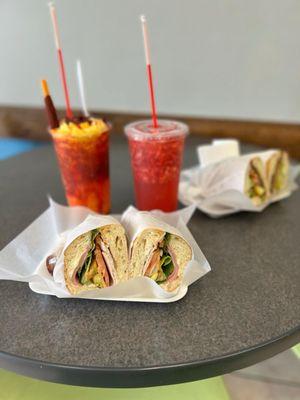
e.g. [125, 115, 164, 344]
[122, 207, 189, 250]
[179, 141, 300, 217]
[251, 149, 279, 163]
[192, 154, 260, 198]
[0, 200, 210, 303]
[198, 140, 240, 167]
[212, 139, 240, 154]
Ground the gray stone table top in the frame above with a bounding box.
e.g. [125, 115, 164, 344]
[0, 133, 299, 388]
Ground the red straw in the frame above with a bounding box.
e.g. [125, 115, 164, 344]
[140, 15, 158, 129]
[48, 2, 73, 119]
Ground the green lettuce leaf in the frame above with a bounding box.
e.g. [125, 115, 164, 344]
[162, 260, 174, 277]
[78, 229, 99, 283]
[156, 249, 174, 284]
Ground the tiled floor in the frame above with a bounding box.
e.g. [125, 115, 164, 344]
[224, 350, 300, 399]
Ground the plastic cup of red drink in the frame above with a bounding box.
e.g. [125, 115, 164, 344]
[50, 119, 111, 214]
[125, 119, 189, 211]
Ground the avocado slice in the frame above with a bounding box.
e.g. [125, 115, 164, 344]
[80, 258, 98, 284]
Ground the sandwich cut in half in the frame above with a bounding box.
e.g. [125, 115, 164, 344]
[64, 223, 128, 295]
[195, 154, 269, 206]
[129, 229, 193, 292]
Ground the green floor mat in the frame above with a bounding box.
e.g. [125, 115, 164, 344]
[0, 369, 230, 400]
[291, 343, 300, 359]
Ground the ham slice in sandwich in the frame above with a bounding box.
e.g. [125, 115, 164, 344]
[64, 223, 128, 295]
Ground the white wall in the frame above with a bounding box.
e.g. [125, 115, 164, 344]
[1, 0, 300, 122]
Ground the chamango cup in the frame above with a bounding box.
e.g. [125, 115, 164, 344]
[50, 120, 111, 214]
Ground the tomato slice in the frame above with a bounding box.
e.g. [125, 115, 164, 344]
[145, 249, 161, 277]
[94, 241, 110, 287]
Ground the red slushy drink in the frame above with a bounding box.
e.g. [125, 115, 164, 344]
[125, 120, 189, 211]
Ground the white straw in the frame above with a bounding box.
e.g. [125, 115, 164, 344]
[140, 15, 151, 66]
[76, 59, 89, 117]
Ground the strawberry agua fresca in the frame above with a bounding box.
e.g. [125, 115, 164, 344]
[50, 117, 110, 213]
[125, 120, 189, 211]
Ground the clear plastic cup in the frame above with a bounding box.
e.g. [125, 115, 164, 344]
[125, 119, 189, 211]
[50, 121, 111, 213]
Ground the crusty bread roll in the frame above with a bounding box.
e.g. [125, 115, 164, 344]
[64, 232, 92, 295]
[129, 228, 165, 278]
[128, 228, 192, 292]
[99, 224, 129, 282]
[64, 223, 128, 295]
[159, 234, 193, 292]
[265, 151, 289, 194]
